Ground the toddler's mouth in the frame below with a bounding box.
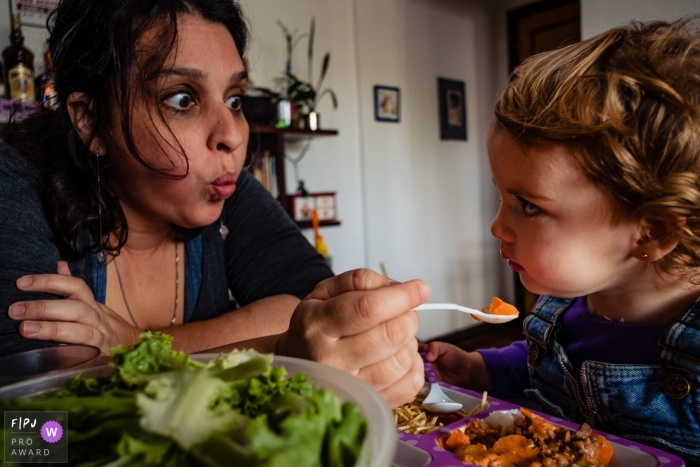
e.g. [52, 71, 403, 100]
[501, 249, 525, 273]
[508, 260, 525, 273]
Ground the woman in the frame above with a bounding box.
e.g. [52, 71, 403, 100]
[0, 0, 426, 406]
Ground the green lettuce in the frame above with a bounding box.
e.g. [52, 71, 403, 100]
[0, 333, 368, 467]
[110, 332, 205, 387]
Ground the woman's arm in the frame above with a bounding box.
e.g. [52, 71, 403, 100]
[12, 268, 429, 407]
[0, 149, 66, 358]
[11, 268, 299, 355]
[163, 294, 300, 353]
[210, 269, 431, 407]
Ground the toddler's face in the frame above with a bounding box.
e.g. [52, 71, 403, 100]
[487, 124, 642, 298]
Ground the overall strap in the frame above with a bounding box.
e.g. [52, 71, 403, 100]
[657, 297, 700, 400]
[659, 296, 700, 368]
[523, 296, 575, 348]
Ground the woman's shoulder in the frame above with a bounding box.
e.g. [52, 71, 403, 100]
[0, 142, 45, 220]
[0, 141, 40, 187]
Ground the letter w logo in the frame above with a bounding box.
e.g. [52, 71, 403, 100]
[46, 428, 58, 437]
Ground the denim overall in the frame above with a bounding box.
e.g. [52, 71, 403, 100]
[523, 296, 700, 465]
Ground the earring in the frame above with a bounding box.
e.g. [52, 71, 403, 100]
[641, 253, 649, 260]
[219, 216, 229, 240]
[95, 149, 107, 264]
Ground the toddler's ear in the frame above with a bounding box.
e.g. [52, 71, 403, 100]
[633, 214, 685, 262]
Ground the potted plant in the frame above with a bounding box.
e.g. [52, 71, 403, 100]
[258, 18, 338, 130]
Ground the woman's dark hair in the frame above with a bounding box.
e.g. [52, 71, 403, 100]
[2, 0, 248, 260]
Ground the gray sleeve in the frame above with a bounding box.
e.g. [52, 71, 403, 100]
[222, 169, 334, 305]
[0, 151, 62, 358]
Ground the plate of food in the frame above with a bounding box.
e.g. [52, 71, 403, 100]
[391, 380, 686, 466]
[0, 332, 395, 467]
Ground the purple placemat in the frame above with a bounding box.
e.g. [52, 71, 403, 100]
[395, 379, 685, 467]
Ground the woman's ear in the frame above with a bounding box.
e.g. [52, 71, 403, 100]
[632, 214, 685, 262]
[66, 92, 105, 155]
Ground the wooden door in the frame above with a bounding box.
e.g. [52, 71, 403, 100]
[507, 0, 580, 313]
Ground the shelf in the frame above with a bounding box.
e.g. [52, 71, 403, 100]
[251, 126, 339, 140]
[248, 126, 340, 224]
[295, 220, 341, 229]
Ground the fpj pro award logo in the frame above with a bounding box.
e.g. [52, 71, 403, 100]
[4, 411, 68, 463]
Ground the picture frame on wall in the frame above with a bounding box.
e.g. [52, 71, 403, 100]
[438, 78, 467, 140]
[374, 85, 400, 123]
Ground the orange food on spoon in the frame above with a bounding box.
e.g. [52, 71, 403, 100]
[474, 297, 519, 321]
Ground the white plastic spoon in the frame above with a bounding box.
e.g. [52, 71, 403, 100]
[421, 353, 462, 414]
[415, 302, 518, 324]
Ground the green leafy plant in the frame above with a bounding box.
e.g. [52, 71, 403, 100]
[279, 17, 338, 113]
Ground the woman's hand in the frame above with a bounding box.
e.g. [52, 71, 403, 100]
[420, 341, 494, 392]
[7, 261, 141, 355]
[277, 268, 430, 407]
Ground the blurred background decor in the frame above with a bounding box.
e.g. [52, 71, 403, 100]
[374, 85, 400, 123]
[437, 78, 467, 141]
[10, 0, 58, 28]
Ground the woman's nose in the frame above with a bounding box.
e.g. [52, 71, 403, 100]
[208, 104, 246, 154]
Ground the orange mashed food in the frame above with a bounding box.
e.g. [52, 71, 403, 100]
[474, 297, 519, 322]
[437, 408, 613, 467]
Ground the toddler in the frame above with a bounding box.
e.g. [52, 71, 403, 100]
[424, 18, 700, 464]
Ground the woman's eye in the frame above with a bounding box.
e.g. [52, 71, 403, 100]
[226, 95, 243, 111]
[517, 196, 541, 217]
[163, 92, 195, 111]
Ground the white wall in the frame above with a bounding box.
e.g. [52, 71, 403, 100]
[354, 0, 503, 339]
[582, 0, 700, 39]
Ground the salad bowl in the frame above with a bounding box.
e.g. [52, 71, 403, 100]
[0, 353, 396, 467]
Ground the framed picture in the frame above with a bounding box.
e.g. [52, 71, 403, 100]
[289, 192, 337, 222]
[438, 78, 467, 140]
[10, 0, 59, 28]
[374, 85, 400, 123]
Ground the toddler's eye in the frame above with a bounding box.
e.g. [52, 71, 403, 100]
[226, 95, 243, 111]
[163, 92, 195, 111]
[517, 196, 541, 217]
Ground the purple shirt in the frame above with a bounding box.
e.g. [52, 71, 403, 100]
[478, 297, 668, 399]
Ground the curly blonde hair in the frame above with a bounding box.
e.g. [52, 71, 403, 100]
[495, 17, 700, 273]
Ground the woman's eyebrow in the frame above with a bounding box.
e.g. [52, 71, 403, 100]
[228, 70, 248, 86]
[155, 68, 248, 86]
[156, 67, 206, 81]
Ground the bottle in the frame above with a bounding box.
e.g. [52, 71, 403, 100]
[296, 180, 309, 196]
[35, 43, 56, 108]
[3, 14, 35, 102]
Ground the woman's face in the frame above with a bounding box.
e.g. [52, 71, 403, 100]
[110, 15, 249, 231]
